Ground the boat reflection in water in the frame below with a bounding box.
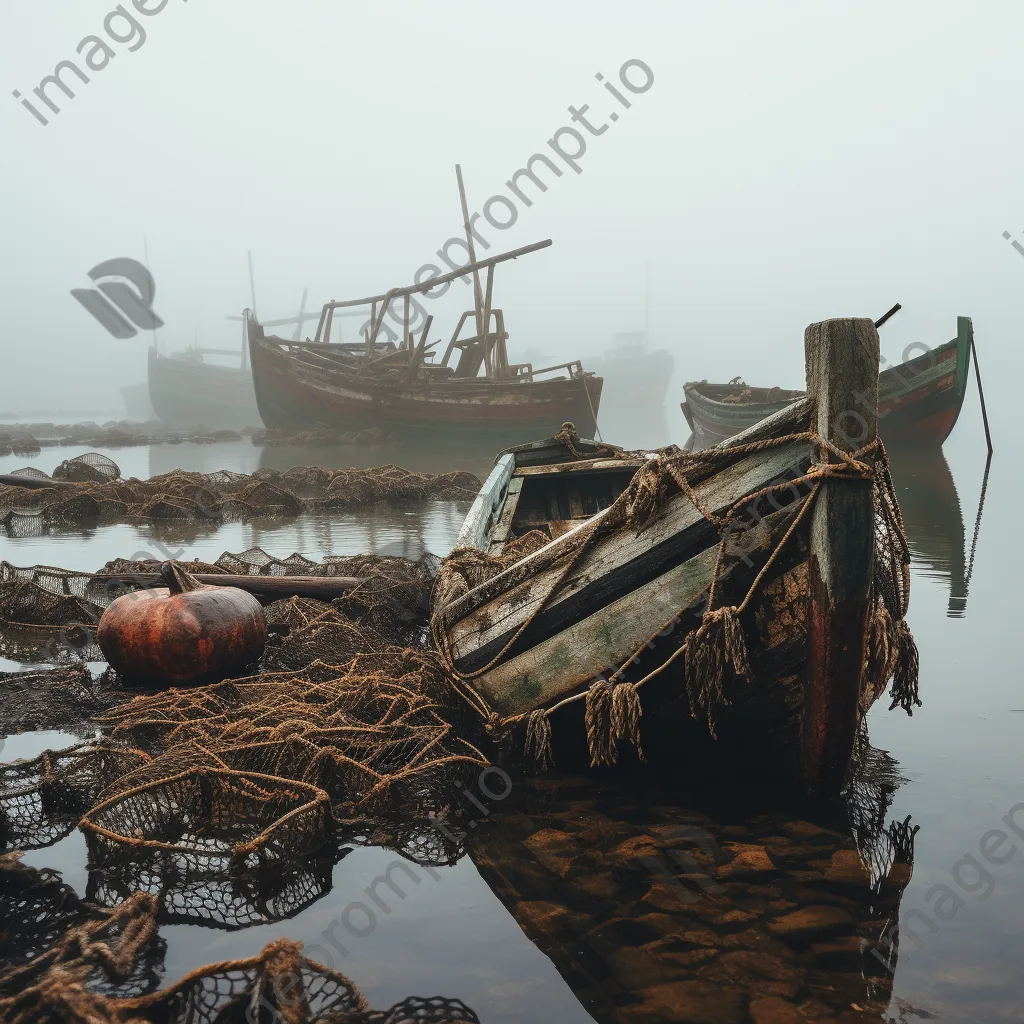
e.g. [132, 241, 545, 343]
[887, 442, 989, 619]
[466, 733, 916, 1023]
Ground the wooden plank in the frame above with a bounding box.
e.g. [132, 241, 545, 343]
[567, 485, 584, 519]
[447, 441, 812, 661]
[512, 458, 645, 477]
[472, 546, 720, 716]
[716, 396, 813, 451]
[488, 476, 523, 550]
[92, 573, 362, 600]
[456, 454, 515, 550]
[801, 317, 879, 797]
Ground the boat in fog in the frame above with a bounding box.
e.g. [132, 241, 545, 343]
[681, 316, 974, 449]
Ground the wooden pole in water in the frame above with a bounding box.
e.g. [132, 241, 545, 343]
[801, 317, 880, 797]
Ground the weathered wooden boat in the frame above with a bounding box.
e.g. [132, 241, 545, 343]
[119, 381, 153, 422]
[681, 316, 974, 449]
[432, 317, 920, 795]
[589, 331, 675, 408]
[247, 240, 604, 441]
[148, 292, 321, 429]
[148, 347, 260, 429]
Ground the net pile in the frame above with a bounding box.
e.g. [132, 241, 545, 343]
[0, 663, 123, 731]
[0, 422, 247, 454]
[0, 458, 479, 535]
[0, 547, 440, 666]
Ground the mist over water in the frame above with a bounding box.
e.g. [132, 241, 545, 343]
[2, 2, 1023, 1020]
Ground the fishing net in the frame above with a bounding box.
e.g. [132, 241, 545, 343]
[0, 663, 123, 732]
[82, 766, 333, 899]
[0, 851, 88, 968]
[0, 457, 479, 535]
[0, 740, 149, 850]
[1, 915, 480, 1024]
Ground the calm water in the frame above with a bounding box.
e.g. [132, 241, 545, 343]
[0, 410, 1016, 1022]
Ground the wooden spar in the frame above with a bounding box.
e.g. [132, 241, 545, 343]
[403, 293, 410, 352]
[873, 303, 902, 329]
[0, 474, 75, 490]
[321, 239, 551, 312]
[313, 305, 328, 344]
[801, 317, 879, 797]
[91, 572, 363, 600]
[406, 314, 434, 381]
[456, 164, 485, 340]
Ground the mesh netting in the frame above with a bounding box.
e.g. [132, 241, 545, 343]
[0, 740, 149, 850]
[0, 851, 88, 968]
[0, 855, 480, 1024]
[0, 458, 479, 536]
[83, 767, 332, 874]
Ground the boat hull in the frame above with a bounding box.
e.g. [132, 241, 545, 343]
[148, 349, 261, 429]
[248, 331, 604, 440]
[682, 317, 973, 449]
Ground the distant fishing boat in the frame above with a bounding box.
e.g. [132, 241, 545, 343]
[146, 252, 317, 430]
[248, 239, 604, 442]
[589, 331, 674, 408]
[147, 347, 260, 429]
[432, 317, 921, 795]
[119, 382, 153, 422]
[681, 317, 974, 449]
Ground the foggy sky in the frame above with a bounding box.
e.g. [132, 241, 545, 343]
[1, 0, 1021, 435]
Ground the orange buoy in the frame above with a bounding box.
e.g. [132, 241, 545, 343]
[97, 562, 267, 684]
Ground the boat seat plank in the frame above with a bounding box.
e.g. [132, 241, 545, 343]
[512, 458, 645, 478]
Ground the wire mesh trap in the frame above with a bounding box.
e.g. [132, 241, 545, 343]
[1, 902, 480, 1024]
[0, 851, 87, 969]
[82, 767, 333, 875]
[0, 740, 149, 851]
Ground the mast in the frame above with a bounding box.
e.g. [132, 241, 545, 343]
[244, 250, 258, 370]
[143, 233, 159, 354]
[455, 165, 486, 349]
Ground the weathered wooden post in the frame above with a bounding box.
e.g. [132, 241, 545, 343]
[802, 317, 880, 796]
